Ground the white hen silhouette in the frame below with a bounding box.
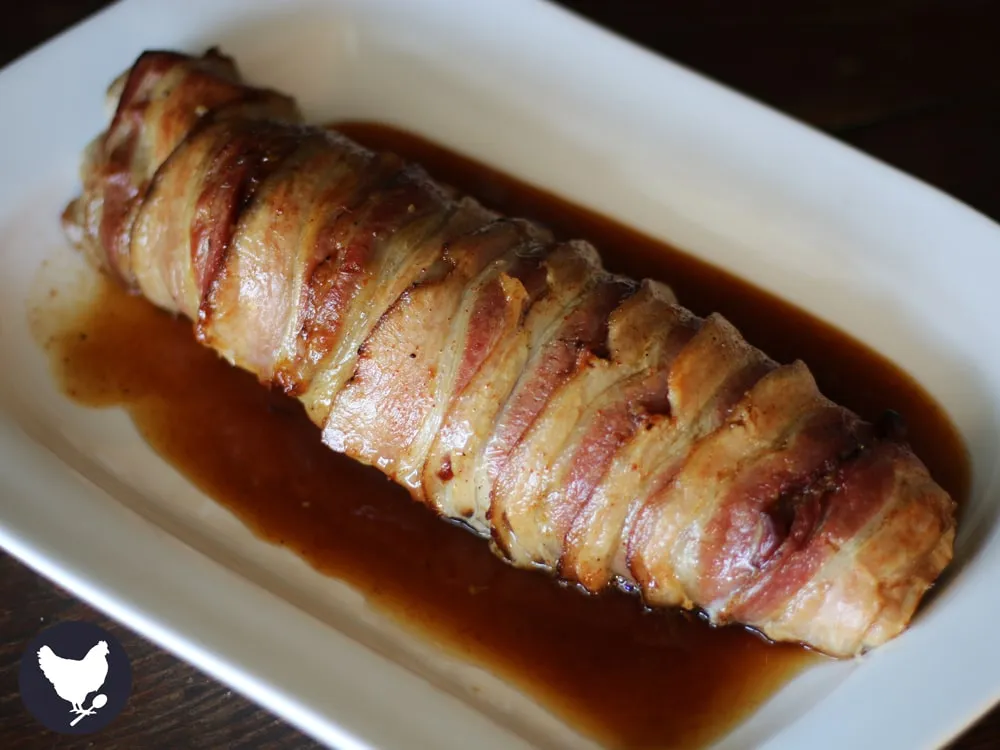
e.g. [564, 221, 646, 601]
[37, 640, 110, 715]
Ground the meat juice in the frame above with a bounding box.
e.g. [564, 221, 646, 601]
[36, 122, 969, 749]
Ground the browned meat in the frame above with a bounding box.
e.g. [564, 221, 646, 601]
[62, 49, 956, 657]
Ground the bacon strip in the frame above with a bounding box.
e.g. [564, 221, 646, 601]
[62, 49, 957, 657]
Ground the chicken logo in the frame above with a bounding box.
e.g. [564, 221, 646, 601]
[18, 621, 131, 734]
[37, 640, 110, 724]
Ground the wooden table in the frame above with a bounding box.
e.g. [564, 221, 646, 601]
[2, 2, 996, 747]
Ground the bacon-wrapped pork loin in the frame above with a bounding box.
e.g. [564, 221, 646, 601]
[63, 49, 957, 657]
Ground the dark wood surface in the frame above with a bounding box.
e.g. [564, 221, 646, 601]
[1, 1, 997, 748]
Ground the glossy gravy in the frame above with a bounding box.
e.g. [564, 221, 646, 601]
[37, 122, 969, 749]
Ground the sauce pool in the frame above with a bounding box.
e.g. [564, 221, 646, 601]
[36, 122, 969, 749]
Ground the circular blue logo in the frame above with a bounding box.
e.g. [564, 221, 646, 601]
[18, 620, 132, 734]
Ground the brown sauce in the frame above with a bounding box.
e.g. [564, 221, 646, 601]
[36, 122, 969, 749]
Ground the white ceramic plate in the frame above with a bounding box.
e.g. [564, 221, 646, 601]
[1, 1, 998, 748]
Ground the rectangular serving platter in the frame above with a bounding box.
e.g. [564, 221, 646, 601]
[1, 0, 999, 748]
